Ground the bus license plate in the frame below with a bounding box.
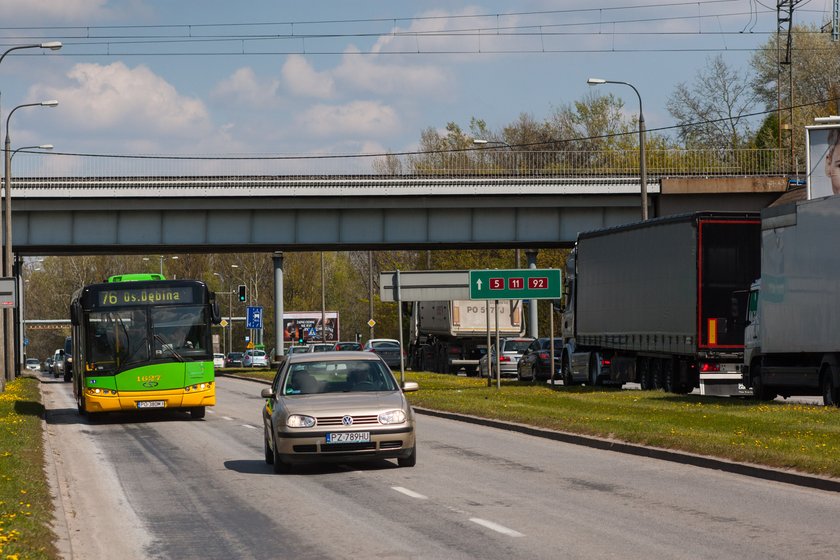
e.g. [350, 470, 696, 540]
[137, 400, 165, 409]
[325, 432, 370, 444]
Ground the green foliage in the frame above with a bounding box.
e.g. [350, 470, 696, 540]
[0, 378, 58, 559]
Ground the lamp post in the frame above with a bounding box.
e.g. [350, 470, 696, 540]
[0, 41, 61, 388]
[143, 255, 178, 276]
[11, 145, 51, 375]
[213, 272, 232, 355]
[586, 78, 648, 221]
[3, 100, 58, 381]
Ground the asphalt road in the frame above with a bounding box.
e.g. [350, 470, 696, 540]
[40, 375, 840, 560]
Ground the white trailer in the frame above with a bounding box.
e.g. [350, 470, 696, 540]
[408, 300, 523, 374]
[744, 194, 840, 405]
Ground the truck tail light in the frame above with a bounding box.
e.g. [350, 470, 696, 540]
[700, 362, 720, 372]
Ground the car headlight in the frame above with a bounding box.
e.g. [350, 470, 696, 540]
[378, 409, 407, 425]
[286, 414, 316, 428]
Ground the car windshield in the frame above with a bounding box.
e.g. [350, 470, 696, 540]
[26, 359, 39, 365]
[502, 339, 533, 353]
[540, 339, 563, 351]
[282, 360, 398, 395]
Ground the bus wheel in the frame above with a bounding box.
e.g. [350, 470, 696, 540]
[76, 392, 87, 416]
[190, 406, 206, 420]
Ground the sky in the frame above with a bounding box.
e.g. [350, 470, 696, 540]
[0, 0, 835, 175]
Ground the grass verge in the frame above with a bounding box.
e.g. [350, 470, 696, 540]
[232, 368, 840, 478]
[0, 378, 57, 560]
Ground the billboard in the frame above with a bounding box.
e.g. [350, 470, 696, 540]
[283, 312, 339, 343]
[806, 124, 840, 199]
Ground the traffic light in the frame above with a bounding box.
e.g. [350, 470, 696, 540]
[238, 284, 246, 302]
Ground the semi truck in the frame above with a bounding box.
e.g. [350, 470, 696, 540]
[408, 300, 523, 374]
[561, 212, 761, 396]
[743, 195, 840, 406]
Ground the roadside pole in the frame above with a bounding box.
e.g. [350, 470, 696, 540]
[396, 270, 405, 386]
[549, 305, 556, 384]
[486, 301, 491, 387]
[495, 300, 500, 390]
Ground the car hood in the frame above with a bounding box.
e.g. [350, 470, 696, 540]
[281, 391, 408, 415]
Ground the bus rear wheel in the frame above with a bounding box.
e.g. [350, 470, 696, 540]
[190, 406, 206, 420]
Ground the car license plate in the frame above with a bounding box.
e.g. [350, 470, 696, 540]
[136, 400, 165, 409]
[325, 432, 370, 444]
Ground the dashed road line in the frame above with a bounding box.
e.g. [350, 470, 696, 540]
[469, 518, 524, 537]
[391, 486, 428, 500]
[241, 424, 259, 430]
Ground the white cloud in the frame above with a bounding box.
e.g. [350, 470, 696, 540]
[30, 61, 211, 137]
[281, 55, 335, 99]
[213, 67, 281, 106]
[332, 46, 449, 96]
[2, 0, 148, 23]
[297, 101, 400, 138]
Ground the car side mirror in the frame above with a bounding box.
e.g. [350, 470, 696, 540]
[260, 388, 275, 399]
[402, 381, 419, 392]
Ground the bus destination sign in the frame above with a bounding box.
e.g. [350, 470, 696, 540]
[98, 287, 194, 307]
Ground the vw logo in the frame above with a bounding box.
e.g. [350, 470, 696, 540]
[143, 381, 159, 388]
[342, 415, 354, 426]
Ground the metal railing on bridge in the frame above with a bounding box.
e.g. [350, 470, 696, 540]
[5, 148, 788, 181]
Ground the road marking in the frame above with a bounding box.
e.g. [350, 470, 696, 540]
[241, 424, 258, 430]
[222, 416, 234, 421]
[469, 518, 524, 537]
[206, 409, 216, 414]
[391, 486, 428, 500]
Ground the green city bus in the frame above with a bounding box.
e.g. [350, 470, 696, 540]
[70, 274, 221, 419]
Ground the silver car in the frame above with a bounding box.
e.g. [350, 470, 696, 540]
[261, 351, 418, 473]
[478, 337, 536, 378]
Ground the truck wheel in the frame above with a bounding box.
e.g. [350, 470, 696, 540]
[650, 359, 663, 390]
[588, 356, 600, 386]
[820, 367, 839, 407]
[562, 356, 574, 386]
[751, 363, 776, 402]
[662, 361, 675, 393]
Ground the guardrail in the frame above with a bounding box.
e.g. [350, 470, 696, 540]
[5, 148, 789, 179]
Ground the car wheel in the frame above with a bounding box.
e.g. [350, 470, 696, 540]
[398, 445, 417, 468]
[190, 406, 206, 420]
[271, 430, 291, 474]
[264, 425, 274, 465]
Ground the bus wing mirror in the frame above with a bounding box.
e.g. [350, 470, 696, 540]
[211, 302, 222, 324]
[70, 303, 81, 326]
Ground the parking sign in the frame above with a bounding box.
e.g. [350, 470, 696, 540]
[246, 306, 263, 329]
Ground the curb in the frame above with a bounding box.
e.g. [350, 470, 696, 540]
[413, 406, 840, 494]
[224, 373, 840, 494]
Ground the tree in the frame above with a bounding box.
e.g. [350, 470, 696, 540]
[751, 23, 840, 169]
[667, 54, 759, 150]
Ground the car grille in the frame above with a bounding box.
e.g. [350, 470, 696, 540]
[316, 414, 380, 426]
[320, 442, 376, 453]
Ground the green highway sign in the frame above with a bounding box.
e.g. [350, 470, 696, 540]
[469, 269, 562, 300]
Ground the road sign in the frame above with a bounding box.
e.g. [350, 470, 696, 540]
[469, 269, 562, 300]
[380, 270, 470, 302]
[246, 306, 263, 329]
[0, 277, 16, 308]
[367, 319, 376, 328]
[219, 319, 228, 328]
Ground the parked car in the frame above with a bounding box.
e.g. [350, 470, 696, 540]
[516, 337, 564, 382]
[478, 337, 535, 378]
[261, 351, 418, 473]
[287, 345, 309, 355]
[363, 338, 403, 369]
[25, 358, 41, 372]
[242, 349, 269, 368]
[225, 352, 244, 367]
[334, 341, 362, 351]
[307, 343, 335, 353]
[213, 353, 225, 369]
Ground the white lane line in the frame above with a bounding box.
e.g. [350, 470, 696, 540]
[469, 518, 524, 537]
[222, 416, 234, 421]
[241, 424, 259, 430]
[391, 486, 428, 500]
[206, 409, 216, 414]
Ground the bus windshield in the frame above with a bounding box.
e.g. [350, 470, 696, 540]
[85, 305, 210, 374]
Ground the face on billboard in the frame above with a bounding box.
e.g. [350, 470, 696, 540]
[808, 126, 840, 199]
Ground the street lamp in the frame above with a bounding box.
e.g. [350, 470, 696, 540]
[3, 100, 58, 380]
[143, 255, 178, 276]
[0, 41, 61, 386]
[586, 77, 648, 221]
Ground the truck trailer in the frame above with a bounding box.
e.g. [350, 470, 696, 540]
[561, 212, 760, 396]
[743, 195, 840, 406]
[408, 300, 523, 374]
